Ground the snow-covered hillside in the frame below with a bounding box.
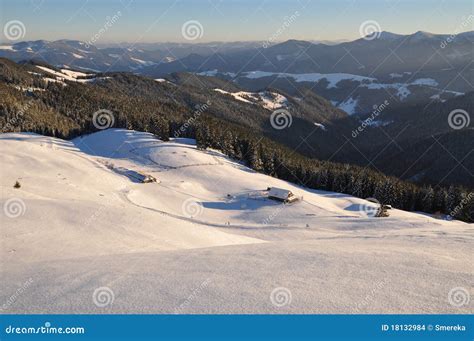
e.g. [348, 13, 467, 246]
[1, 130, 472, 314]
[214, 89, 288, 110]
[200, 70, 465, 115]
[33, 65, 109, 85]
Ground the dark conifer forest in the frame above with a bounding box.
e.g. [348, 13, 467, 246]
[0, 58, 472, 222]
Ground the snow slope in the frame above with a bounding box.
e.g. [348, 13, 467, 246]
[1, 130, 472, 314]
[35, 66, 108, 84]
[241, 71, 375, 88]
[214, 89, 288, 110]
[337, 97, 359, 115]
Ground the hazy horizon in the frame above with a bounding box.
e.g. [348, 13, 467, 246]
[1, 28, 473, 46]
[1, 0, 473, 45]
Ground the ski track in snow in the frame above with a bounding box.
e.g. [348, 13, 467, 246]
[0, 129, 472, 314]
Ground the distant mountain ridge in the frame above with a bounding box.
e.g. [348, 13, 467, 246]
[1, 30, 472, 75]
[3, 32, 469, 115]
[0, 57, 472, 189]
[0, 40, 266, 73]
[139, 30, 473, 114]
[140, 30, 474, 77]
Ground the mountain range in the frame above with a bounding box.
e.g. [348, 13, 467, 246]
[1, 30, 472, 115]
[0, 55, 472, 191]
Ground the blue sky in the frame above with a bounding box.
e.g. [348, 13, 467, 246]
[1, 0, 473, 43]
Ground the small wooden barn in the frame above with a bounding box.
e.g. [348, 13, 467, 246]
[268, 187, 299, 203]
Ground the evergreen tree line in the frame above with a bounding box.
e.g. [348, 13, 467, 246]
[1, 84, 472, 222]
[1, 58, 472, 222]
[187, 115, 473, 223]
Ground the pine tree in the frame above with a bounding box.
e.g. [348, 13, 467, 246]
[433, 188, 447, 213]
[446, 186, 460, 213]
[249, 143, 264, 171]
[262, 151, 275, 176]
[420, 186, 434, 212]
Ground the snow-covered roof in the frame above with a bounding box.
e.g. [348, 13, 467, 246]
[268, 187, 293, 200]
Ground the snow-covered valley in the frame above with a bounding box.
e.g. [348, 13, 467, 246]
[0, 130, 472, 313]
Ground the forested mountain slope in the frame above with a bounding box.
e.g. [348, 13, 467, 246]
[0, 57, 472, 221]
